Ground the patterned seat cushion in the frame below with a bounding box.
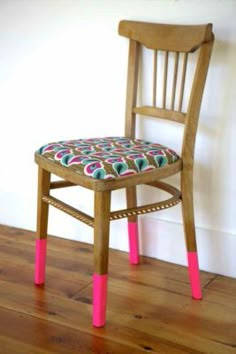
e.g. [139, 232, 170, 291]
[37, 137, 180, 180]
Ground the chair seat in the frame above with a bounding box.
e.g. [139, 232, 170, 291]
[37, 137, 180, 180]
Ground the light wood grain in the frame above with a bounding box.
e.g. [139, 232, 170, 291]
[93, 191, 111, 274]
[152, 49, 158, 106]
[119, 20, 213, 52]
[133, 106, 186, 123]
[126, 186, 138, 223]
[36, 168, 50, 240]
[163, 50, 169, 109]
[0, 225, 235, 354]
[125, 39, 139, 138]
[171, 51, 179, 110]
[178, 52, 188, 112]
[181, 38, 214, 252]
[50, 180, 75, 189]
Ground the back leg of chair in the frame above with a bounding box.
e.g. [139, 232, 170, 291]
[126, 186, 140, 265]
[181, 169, 202, 300]
[35, 167, 50, 285]
[93, 191, 111, 327]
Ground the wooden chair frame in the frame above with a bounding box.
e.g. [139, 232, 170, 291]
[34, 20, 214, 327]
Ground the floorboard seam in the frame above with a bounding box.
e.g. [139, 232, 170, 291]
[203, 274, 218, 289]
[69, 281, 93, 299]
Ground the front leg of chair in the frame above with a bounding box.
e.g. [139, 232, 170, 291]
[35, 167, 50, 285]
[181, 169, 202, 300]
[93, 273, 108, 327]
[35, 238, 47, 285]
[93, 191, 111, 327]
[126, 186, 140, 265]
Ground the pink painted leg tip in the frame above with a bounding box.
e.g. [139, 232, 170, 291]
[128, 222, 140, 265]
[93, 273, 108, 327]
[35, 238, 47, 285]
[187, 252, 202, 300]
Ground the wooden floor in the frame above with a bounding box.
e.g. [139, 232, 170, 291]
[0, 225, 236, 354]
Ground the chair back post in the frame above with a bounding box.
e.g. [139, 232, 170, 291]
[181, 35, 214, 170]
[125, 39, 140, 139]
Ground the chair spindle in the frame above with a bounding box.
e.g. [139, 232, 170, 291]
[162, 51, 169, 109]
[153, 49, 158, 106]
[171, 52, 179, 110]
[178, 52, 188, 112]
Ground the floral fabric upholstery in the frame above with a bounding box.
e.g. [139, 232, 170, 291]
[37, 137, 179, 180]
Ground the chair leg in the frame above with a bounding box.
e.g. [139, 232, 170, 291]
[128, 222, 139, 265]
[93, 273, 108, 327]
[126, 186, 140, 265]
[93, 191, 111, 327]
[35, 238, 47, 285]
[187, 251, 202, 300]
[181, 169, 202, 300]
[35, 167, 51, 285]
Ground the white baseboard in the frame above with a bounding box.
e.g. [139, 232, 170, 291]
[108, 216, 236, 279]
[45, 208, 236, 279]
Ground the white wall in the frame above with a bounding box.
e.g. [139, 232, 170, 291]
[1, 0, 236, 277]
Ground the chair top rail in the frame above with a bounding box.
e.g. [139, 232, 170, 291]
[119, 20, 213, 52]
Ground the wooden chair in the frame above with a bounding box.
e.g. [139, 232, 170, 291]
[34, 20, 214, 327]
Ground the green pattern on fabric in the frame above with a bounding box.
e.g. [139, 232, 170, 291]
[37, 137, 179, 180]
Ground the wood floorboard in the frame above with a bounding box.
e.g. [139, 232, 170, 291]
[0, 224, 235, 354]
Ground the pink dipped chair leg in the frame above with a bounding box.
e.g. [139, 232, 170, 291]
[35, 238, 47, 285]
[35, 167, 50, 285]
[93, 190, 111, 327]
[182, 168, 202, 300]
[93, 273, 108, 327]
[187, 251, 202, 300]
[128, 222, 140, 265]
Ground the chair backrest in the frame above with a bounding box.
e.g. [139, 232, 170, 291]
[119, 20, 214, 165]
